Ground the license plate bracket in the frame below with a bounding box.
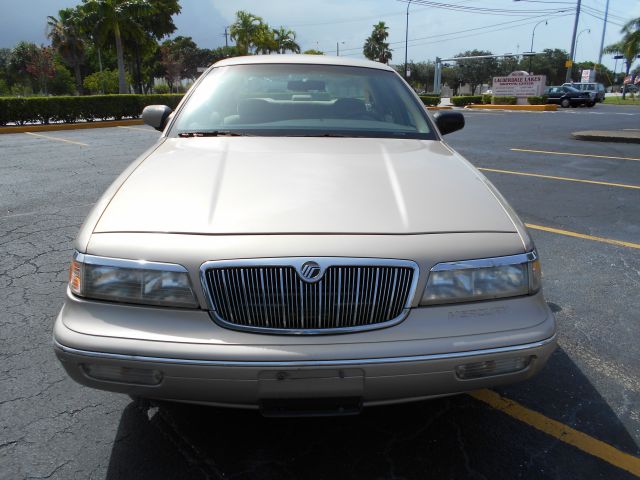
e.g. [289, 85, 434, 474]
[258, 368, 364, 399]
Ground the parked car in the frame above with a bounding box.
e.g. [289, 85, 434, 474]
[562, 82, 606, 102]
[54, 55, 556, 416]
[624, 84, 639, 94]
[545, 85, 594, 107]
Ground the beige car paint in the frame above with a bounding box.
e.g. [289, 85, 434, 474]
[93, 138, 518, 236]
[56, 55, 556, 410]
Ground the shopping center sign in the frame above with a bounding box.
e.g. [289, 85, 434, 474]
[492, 71, 547, 97]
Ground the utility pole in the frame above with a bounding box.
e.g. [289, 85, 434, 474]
[404, 0, 413, 79]
[223, 26, 229, 48]
[597, 0, 609, 68]
[565, 0, 581, 82]
[337, 42, 339, 56]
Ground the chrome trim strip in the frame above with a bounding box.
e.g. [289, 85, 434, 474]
[208, 309, 411, 336]
[53, 334, 556, 367]
[430, 251, 537, 272]
[74, 251, 189, 273]
[198, 257, 420, 335]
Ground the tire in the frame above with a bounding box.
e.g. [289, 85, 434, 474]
[560, 98, 570, 108]
[587, 101, 595, 108]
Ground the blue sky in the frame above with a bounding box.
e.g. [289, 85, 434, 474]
[1, 0, 638, 71]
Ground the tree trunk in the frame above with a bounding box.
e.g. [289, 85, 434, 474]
[622, 62, 631, 100]
[73, 63, 82, 95]
[97, 47, 104, 94]
[114, 21, 127, 94]
[134, 42, 142, 94]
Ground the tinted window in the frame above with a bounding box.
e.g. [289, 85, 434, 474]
[171, 64, 435, 140]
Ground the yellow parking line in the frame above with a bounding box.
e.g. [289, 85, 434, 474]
[511, 148, 640, 162]
[525, 223, 640, 250]
[469, 390, 640, 477]
[478, 167, 640, 190]
[117, 125, 158, 133]
[24, 131, 88, 146]
[462, 112, 505, 115]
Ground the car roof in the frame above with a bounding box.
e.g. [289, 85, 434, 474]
[212, 54, 396, 72]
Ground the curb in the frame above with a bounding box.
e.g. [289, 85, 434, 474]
[0, 119, 145, 135]
[426, 106, 453, 110]
[572, 130, 640, 144]
[465, 104, 557, 111]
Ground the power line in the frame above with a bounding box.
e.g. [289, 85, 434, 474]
[406, 13, 574, 49]
[288, 0, 477, 26]
[332, 12, 574, 58]
[582, 8, 625, 28]
[583, 0, 631, 22]
[398, 0, 570, 17]
[323, 11, 569, 53]
[581, 4, 626, 23]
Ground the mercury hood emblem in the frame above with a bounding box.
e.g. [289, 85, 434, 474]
[300, 261, 321, 281]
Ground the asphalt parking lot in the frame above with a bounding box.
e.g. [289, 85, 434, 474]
[1, 104, 639, 479]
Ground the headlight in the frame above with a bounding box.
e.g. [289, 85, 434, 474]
[421, 252, 541, 305]
[69, 252, 198, 308]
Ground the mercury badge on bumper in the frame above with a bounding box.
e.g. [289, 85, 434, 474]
[54, 55, 556, 416]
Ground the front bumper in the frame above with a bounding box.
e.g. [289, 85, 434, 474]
[55, 335, 556, 409]
[53, 291, 557, 409]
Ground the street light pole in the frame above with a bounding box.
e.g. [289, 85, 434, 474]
[573, 28, 590, 62]
[565, 0, 582, 82]
[529, 20, 547, 73]
[404, 0, 413, 79]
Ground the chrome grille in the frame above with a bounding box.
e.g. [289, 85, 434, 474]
[202, 259, 417, 333]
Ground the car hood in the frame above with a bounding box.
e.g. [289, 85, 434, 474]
[94, 137, 517, 235]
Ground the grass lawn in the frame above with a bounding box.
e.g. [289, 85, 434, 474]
[603, 96, 640, 105]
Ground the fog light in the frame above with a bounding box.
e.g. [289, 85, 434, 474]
[81, 364, 163, 385]
[455, 356, 532, 379]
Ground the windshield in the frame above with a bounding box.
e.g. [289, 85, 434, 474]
[170, 64, 435, 140]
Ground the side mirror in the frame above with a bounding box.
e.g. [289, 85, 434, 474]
[142, 105, 173, 131]
[433, 111, 465, 136]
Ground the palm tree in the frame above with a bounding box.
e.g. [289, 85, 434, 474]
[229, 11, 265, 55]
[604, 17, 640, 99]
[363, 22, 392, 64]
[47, 8, 85, 93]
[254, 24, 278, 55]
[78, 0, 153, 93]
[273, 27, 300, 54]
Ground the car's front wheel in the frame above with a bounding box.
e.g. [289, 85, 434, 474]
[560, 98, 571, 108]
[587, 101, 596, 108]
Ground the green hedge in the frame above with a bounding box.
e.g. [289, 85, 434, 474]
[482, 94, 492, 104]
[491, 96, 517, 105]
[0, 94, 184, 126]
[419, 95, 441, 107]
[527, 96, 547, 105]
[451, 95, 483, 107]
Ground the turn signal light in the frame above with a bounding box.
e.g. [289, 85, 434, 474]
[81, 364, 163, 385]
[455, 356, 532, 380]
[69, 259, 82, 295]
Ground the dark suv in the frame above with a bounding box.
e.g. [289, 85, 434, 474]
[562, 82, 605, 102]
[545, 86, 594, 108]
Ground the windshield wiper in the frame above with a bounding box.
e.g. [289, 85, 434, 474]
[178, 131, 252, 138]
